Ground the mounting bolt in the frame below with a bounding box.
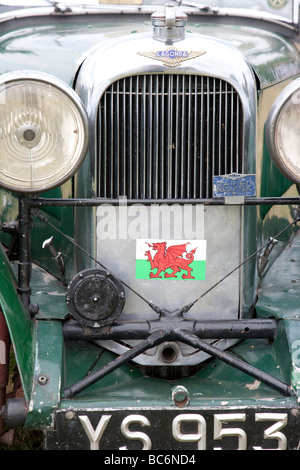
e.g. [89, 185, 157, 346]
[38, 375, 48, 385]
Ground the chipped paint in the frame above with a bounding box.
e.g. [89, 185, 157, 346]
[245, 380, 261, 391]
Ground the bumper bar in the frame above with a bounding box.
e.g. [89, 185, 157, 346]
[63, 323, 292, 399]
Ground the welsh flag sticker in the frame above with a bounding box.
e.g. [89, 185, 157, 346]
[136, 239, 206, 280]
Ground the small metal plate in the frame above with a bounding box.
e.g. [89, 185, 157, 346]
[213, 174, 256, 198]
[44, 407, 300, 450]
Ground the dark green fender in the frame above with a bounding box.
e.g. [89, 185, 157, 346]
[0, 242, 66, 428]
[0, 243, 33, 402]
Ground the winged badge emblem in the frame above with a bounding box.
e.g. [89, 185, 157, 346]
[137, 46, 206, 67]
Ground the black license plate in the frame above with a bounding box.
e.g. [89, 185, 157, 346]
[44, 408, 300, 450]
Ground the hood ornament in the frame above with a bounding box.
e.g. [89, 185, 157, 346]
[137, 46, 206, 67]
[152, 3, 187, 43]
[139, 3, 206, 66]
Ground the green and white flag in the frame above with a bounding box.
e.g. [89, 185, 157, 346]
[136, 239, 206, 280]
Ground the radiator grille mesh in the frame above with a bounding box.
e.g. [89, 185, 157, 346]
[97, 74, 244, 199]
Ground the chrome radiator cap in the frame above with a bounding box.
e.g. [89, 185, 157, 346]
[152, 3, 187, 43]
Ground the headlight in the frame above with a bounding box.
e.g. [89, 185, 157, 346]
[0, 71, 88, 193]
[266, 78, 300, 185]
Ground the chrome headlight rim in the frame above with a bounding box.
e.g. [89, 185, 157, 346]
[0, 70, 89, 194]
[266, 78, 300, 185]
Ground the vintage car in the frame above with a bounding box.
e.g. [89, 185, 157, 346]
[1, 0, 300, 451]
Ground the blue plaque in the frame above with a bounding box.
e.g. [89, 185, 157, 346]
[213, 173, 256, 198]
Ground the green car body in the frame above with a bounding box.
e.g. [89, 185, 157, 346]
[1, 0, 300, 450]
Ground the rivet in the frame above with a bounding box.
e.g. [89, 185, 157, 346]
[65, 411, 75, 420]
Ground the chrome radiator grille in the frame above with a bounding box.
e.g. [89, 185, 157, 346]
[97, 74, 244, 199]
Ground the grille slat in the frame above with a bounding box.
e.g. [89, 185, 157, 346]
[97, 74, 244, 199]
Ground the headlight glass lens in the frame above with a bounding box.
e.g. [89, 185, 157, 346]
[0, 75, 88, 193]
[267, 83, 300, 184]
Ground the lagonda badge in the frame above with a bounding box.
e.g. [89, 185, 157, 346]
[137, 46, 206, 67]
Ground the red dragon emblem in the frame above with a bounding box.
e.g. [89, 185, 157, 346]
[145, 242, 196, 279]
